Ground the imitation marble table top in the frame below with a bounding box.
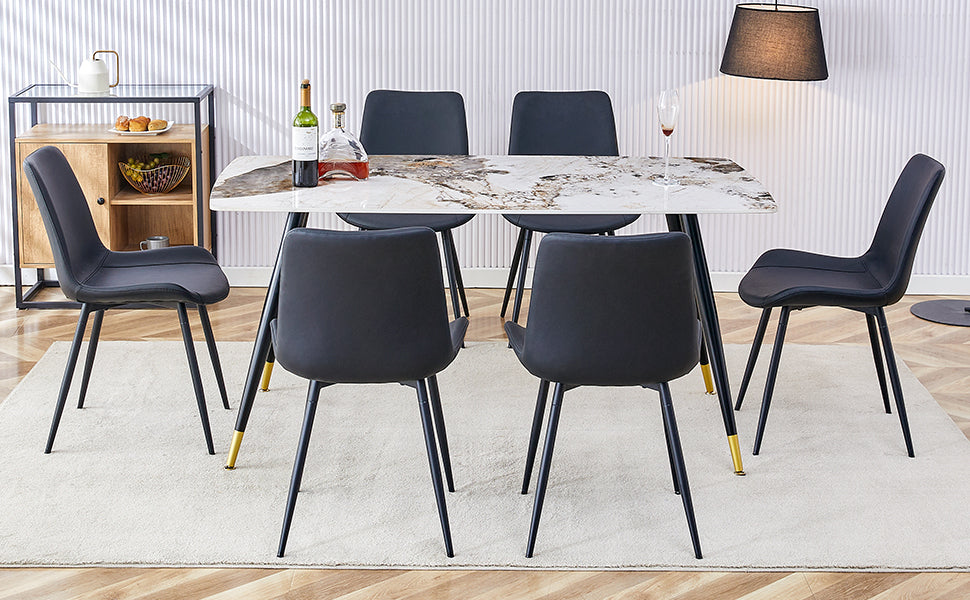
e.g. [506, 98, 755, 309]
[210, 154, 776, 215]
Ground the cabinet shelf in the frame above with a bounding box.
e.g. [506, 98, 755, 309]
[14, 123, 200, 143]
[112, 187, 195, 206]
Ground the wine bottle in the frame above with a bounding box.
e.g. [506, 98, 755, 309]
[292, 79, 319, 187]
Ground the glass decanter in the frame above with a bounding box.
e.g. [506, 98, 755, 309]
[318, 102, 369, 180]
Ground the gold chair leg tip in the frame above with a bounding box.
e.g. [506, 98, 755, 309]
[728, 434, 744, 474]
[700, 364, 715, 394]
[226, 430, 244, 470]
[259, 362, 275, 392]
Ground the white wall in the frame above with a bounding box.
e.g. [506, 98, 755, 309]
[1, 0, 968, 291]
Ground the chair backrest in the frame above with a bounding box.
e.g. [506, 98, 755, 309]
[509, 91, 619, 156]
[22, 146, 109, 301]
[863, 154, 946, 304]
[274, 227, 456, 384]
[359, 90, 469, 155]
[521, 232, 700, 386]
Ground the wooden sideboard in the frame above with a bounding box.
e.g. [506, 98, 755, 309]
[15, 124, 211, 266]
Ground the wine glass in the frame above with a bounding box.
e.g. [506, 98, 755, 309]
[656, 89, 680, 186]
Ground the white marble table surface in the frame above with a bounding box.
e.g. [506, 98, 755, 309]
[210, 155, 776, 215]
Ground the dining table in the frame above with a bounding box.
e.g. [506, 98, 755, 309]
[210, 154, 776, 476]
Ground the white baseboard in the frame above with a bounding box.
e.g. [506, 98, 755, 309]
[220, 267, 970, 295]
[218, 267, 746, 290]
[5, 265, 970, 295]
[0, 266, 44, 285]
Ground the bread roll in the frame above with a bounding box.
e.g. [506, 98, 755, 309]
[148, 119, 168, 131]
[129, 116, 150, 132]
[114, 115, 130, 131]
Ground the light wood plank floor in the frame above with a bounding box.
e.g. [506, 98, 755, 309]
[2, 287, 969, 599]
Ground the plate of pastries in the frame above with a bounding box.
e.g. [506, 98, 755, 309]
[111, 115, 173, 135]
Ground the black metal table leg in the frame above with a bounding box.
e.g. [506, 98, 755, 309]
[226, 211, 309, 469]
[501, 228, 526, 318]
[669, 214, 745, 475]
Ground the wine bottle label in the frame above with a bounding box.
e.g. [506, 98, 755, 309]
[292, 126, 318, 161]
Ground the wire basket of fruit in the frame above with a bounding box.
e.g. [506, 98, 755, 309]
[119, 153, 190, 194]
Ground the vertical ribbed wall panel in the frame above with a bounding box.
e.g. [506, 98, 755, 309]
[1, 0, 967, 277]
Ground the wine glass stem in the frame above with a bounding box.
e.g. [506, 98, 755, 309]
[664, 137, 671, 183]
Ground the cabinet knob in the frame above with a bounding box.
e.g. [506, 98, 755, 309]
[97, 197, 106, 205]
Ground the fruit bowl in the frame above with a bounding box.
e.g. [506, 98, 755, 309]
[119, 155, 190, 194]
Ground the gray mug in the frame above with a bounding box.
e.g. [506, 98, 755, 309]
[139, 235, 170, 250]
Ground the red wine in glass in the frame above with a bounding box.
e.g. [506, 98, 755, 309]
[656, 89, 680, 186]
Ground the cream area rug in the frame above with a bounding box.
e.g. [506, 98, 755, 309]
[1, 341, 970, 570]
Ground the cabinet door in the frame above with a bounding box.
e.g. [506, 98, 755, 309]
[17, 143, 112, 267]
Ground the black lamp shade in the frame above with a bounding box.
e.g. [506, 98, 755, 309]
[720, 4, 828, 81]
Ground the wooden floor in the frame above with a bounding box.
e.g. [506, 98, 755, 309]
[2, 287, 969, 599]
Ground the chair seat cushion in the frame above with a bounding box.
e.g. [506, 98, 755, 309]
[339, 213, 474, 232]
[450, 317, 469, 354]
[503, 214, 639, 234]
[505, 321, 526, 356]
[738, 248, 890, 309]
[75, 246, 229, 305]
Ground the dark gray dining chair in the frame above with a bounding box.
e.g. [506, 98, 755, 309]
[735, 154, 946, 458]
[501, 90, 640, 325]
[271, 227, 468, 558]
[338, 89, 474, 319]
[505, 231, 703, 559]
[23, 145, 230, 455]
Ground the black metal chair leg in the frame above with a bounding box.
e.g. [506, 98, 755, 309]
[875, 308, 915, 457]
[659, 382, 702, 559]
[443, 230, 469, 317]
[426, 375, 455, 493]
[198, 304, 230, 410]
[278, 380, 323, 557]
[753, 306, 791, 455]
[45, 304, 93, 453]
[440, 231, 463, 321]
[521, 379, 550, 494]
[76, 309, 104, 409]
[511, 230, 534, 325]
[866, 313, 892, 414]
[736, 307, 773, 410]
[177, 302, 214, 455]
[661, 402, 681, 495]
[526, 381, 565, 558]
[416, 379, 454, 557]
[501, 229, 526, 318]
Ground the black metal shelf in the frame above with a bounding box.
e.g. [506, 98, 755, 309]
[8, 84, 216, 309]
